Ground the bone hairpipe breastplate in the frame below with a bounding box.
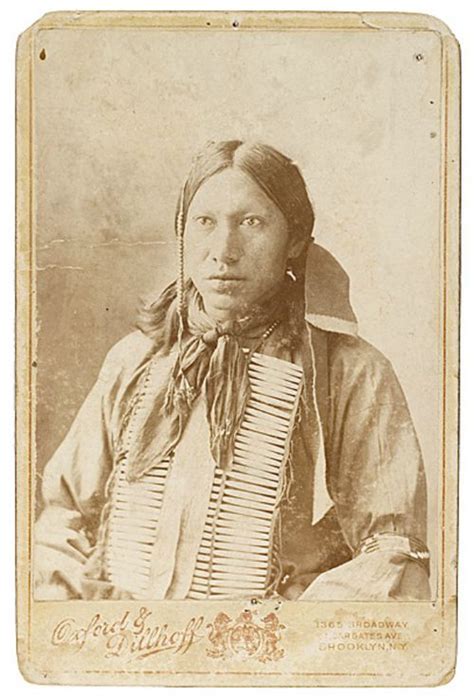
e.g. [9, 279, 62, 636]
[103, 352, 303, 599]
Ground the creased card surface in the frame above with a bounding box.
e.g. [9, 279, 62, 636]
[16, 11, 460, 686]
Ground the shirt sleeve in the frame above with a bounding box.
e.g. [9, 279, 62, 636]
[301, 333, 431, 601]
[34, 331, 149, 600]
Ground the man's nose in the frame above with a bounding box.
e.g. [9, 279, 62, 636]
[210, 223, 242, 264]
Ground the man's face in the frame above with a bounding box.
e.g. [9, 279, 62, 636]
[185, 168, 301, 322]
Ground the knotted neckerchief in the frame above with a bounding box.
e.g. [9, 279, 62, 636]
[124, 283, 292, 480]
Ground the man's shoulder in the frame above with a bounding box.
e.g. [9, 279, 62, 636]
[308, 325, 394, 379]
[101, 329, 154, 374]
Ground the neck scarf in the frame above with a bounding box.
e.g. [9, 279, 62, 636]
[124, 242, 359, 524]
[124, 280, 298, 480]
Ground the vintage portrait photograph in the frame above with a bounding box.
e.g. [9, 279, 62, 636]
[16, 10, 459, 685]
[35, 137, 432, 604]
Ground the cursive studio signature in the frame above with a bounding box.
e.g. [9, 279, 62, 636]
[51, 607, 205, 660]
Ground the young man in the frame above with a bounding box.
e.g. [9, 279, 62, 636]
[35, 141, 430, 601]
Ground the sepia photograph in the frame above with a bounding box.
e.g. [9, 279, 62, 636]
[34, 138, 431, 603]
[16, 10, 459, 685]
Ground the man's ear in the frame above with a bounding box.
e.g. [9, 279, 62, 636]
[288, 236, 308, 260]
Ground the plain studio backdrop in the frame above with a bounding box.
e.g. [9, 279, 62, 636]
[33, 25, 442, 587]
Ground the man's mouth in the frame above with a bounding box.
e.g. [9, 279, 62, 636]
[207, 274, 244, 281]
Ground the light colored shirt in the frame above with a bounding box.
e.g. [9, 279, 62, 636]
[34, 325, 430, 601]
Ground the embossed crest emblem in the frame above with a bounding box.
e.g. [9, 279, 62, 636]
[206, 610, 286, 662]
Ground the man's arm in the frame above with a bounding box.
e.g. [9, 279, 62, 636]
[302, 333, 430, 601]
[34, 331, 150, 599]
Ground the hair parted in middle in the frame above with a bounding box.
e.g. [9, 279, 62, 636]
[175, 139, 315, 324]
[138, 140, 315, 346]
[175, 139, 315, 250]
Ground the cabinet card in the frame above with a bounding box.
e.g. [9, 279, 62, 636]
[16, 11, 460, 686]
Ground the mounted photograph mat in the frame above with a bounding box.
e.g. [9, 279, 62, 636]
[16, 11, 460, 686]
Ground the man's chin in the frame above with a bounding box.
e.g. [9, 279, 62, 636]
[200, 291, 251, 321]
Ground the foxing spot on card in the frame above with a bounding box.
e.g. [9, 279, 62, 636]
[16, 11, 460, 686]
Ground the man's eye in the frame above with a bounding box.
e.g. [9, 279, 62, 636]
[195, 216, 214, 228]
[241, 216, 263, 227]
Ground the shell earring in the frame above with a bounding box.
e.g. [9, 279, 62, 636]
[286, 261, 297, 282]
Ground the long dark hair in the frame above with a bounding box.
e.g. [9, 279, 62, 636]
[178, 140, 314, 250]
[137, 140, 315, 343]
